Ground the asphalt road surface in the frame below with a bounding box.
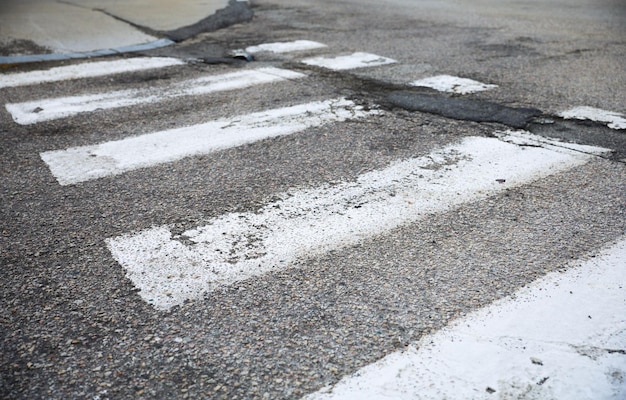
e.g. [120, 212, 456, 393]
[1, 0, 625, 399]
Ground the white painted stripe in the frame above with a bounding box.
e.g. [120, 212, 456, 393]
[410, 74, 498, 94]
[0, 57, 185, 89]
[106, 131, 608, 310]
[559, 106, 626, 130]
[5, 67, 305, 125]
[301, 52, 396, 70]
[304, 237, 626, 400]
[245, 40, 327, 54]
[498, 129, 609, 156]
[40, 98, 377, 185]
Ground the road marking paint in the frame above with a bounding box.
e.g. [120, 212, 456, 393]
[5, 67, 306, 125]
[499, 129, 610, 156]
[410, 74, 498, 94]
[304, 237, 626, 400]
[559, 106, 626, 130]
[40, 98, 377, 185]
[301, 52, 396, 70]
[106, 131, 608, 310]
[0, 57, 185, 89]
[245, 40, 327, 54]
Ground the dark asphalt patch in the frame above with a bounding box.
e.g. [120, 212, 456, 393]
[165, 0, 254, 42]
[385, 90, 624, 161]
[387, 91, 542, 129]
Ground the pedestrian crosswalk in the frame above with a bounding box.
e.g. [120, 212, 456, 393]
[410, 74, 498, 94]
[4, 38, 623, 304]
[301, 52, 397, 70]
[1, 38, 624, 399]
[3, 38, 624, 299]
[245, 40, 327, 54]
[106, 131, 608, 310]
[0, 57, 185, 89]
[305, 237, 626, 399]
[559, 106, 626, 130]
[6, 67, 305, 125]
[41, 98, 377, 185]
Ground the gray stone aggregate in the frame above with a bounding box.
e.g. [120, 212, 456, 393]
[1, 0, 625, 398]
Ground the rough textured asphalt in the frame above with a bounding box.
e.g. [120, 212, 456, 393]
[1, 0, 625, 399]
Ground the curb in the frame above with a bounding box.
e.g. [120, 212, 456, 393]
[0, 39, 174, 66]
[0, 0, 252, 66]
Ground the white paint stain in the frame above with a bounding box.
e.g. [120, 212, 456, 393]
[106, 131, 608, 310]
[40, 98, 377, 185]
[245, 40, 327, 54]
[5, 67, 305, 125]
[301, 52, 396, 70]
[0, 57, 185, 89]
[410, 74, 498, 94]
[304, 237, 626, 400]
[559, 106, 626, 130]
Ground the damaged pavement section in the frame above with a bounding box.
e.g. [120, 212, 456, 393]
[387, 91, 541, 129]
[386, 91, 625, 161]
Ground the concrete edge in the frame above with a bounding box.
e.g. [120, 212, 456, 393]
[0, 0, 253, 66]
[0, 39, 175, 66]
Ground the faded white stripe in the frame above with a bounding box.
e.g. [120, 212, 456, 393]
[301, 52, 396, 70]
[40, 98, 377, 185]
[106, 131, 608, 310]
[411, 74, 498, 94]
[305, 237, 626, 400]
[559, 106, 626, 130]
[245, 40, 327, 54]
[0, 57, 185, 89]
[6, 67, 305, 125]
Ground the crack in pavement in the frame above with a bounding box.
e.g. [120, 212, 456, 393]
[281, 61, 625, 162]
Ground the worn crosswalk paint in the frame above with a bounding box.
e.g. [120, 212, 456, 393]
[410, 74, 498, 94]
[559, 106, 626, 130]
[245, 40, 327, 54]
[0, 57, 185, 89]
[5, 67, 306, 125]
[304, 237, 626, 400]
[106, 131, 608, 310]
[301, 52, 396, 70]
[40, 98, 378, 185]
